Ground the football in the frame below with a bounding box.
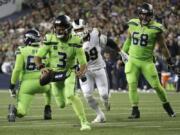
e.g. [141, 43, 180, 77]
[39, 70, 52, 86]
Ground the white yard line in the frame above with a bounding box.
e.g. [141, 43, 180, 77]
[0, 111, 180, 119]
[159, 128, 180, 130]
[0, 122, 174, 129]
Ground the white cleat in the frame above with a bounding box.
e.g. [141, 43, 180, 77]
[91, 114, 106, 123]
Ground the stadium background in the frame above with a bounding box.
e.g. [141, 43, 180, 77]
[0, 0, 179, 91]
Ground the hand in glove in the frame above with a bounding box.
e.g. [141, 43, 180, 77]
[119, 51, 129, 63]
[9, 83, 16, 98]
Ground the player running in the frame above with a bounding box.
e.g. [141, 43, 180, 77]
[34, 15, 91, 131]
[72, 19, 118, 123]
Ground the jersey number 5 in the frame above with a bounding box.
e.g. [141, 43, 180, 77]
[132, 32, 148, 46]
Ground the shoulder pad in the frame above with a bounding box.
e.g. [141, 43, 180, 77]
[43, 33, 58, 45]
[148, 21, 164, 33]
[68, 35, 82, 48]
[128, 18, 139, 26]
[15, 46, 24, 55]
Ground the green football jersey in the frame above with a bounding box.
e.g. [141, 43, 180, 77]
[11, 45, 44, 84]
[127, 18, 164, 60]
[36, 33, 87, 72]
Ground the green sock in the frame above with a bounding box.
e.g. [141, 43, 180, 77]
[154, 84, 167, 103]
[70, 95, 87, 123]
[44, 90, 51, 105]
[129, 83, 139, 106]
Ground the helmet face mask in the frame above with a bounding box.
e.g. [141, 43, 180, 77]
[54, 15, 72, 39]
[138, 3, 153, 25]
[24, 29, 40, 45]
[54, 25, 69, 39]
[72, 19, 89, 38]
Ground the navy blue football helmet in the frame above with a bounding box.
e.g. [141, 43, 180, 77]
[138, 3, 154, 25]
[53, 15, 72, 39]
[24, 29, 40, 45]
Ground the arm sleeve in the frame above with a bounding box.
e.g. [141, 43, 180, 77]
[76, 47, 87, 65]
[11, 54, 24, 84]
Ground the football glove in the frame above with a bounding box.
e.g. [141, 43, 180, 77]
[9, 83, 16, 98]
[40, 69, 52, 86]
[119, 51, 129, 63]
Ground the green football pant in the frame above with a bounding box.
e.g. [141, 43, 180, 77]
[16, 79, 51, 117]
[125, 57, 167, 106]
[51, 71, 87, 122]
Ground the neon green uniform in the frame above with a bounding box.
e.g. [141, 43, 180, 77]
[11, 45, 51, 117]
[36, 33, 88, 123]
[123, 18, 168, 106]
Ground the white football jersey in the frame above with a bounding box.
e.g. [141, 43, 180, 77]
[83, 28, 107, 70]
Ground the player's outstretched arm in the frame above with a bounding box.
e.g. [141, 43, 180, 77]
[10, 53, 23, 97]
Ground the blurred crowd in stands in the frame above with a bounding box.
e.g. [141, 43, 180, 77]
[0, 0, 179, 91]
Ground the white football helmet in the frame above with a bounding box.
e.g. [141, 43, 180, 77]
[72, 19, 89, 38]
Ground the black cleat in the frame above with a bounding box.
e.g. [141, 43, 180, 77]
[163, 102, 176, 117]
[128, 106, 140, 119]
[44, 105, 52, 120]
[7, 104, 17, 122]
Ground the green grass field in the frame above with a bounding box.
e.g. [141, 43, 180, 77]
[0, 90, 180, 135]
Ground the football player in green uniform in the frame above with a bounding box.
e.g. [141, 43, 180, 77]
[34, 15, 91, 131]
[121, 3, 176, 119]
[8, 29, 52, 122]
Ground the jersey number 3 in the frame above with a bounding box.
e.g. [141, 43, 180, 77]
[57, 52, 67, 68]
[132, 32, 148, 46]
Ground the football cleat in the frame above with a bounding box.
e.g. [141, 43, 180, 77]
[128, 106, 140, 119]
[44, 105, 52, 120]
[163, 102, 176, 117]
[80, 121, 91, 131]
[91, 113, 106, 123]
[7, 104, 17, 122]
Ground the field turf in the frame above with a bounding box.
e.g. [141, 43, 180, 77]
[0, 90, 180, 135]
